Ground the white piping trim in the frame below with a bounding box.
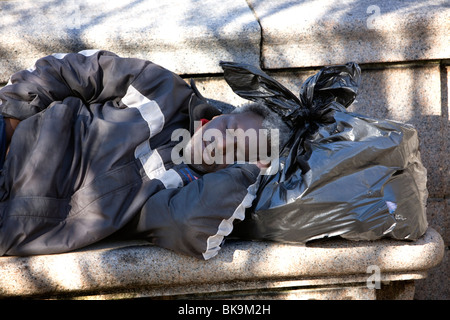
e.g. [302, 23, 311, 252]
[77, 49, 101, 57]
[51, 53, 68, 60]
[134, 138, 182, 189]
[123, 84, 182, 189]
[121, 84, 164, 138]
[202, 178, 259, 260]
[52, 50, 100, 60]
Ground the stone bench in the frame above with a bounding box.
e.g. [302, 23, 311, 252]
[0, 0, 448, 299]
[0, 228, 443, 300]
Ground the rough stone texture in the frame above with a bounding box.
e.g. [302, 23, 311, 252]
[0, 0, 260, 80]
[247, 0, 450, 69]
[0, 228, 443, 299]
[414, 198, 449, 300]
[415, 246, 449, 300]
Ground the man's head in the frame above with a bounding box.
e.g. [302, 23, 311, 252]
[184, 102, 291, 174]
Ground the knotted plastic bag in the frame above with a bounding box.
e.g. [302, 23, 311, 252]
[220, 61, 428, 243]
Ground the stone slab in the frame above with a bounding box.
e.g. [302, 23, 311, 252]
[413, 198, 448, 299]
[247, 0, 450, 69]
[415, 246, 449, 300]
[0, 228, 443, 299]
[70, 273, 423, 300]
[0, 0, 260, 81]
[69, 284, 379, 300]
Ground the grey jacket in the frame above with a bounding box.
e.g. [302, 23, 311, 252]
[0, 50, 260, 260]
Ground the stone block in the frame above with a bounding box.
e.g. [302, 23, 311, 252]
[188, 77, 250, 109]
[247, 0, 450, 69]
[426, 199, 449, 244]
[0, 0, 260, 81]
[413, 198, 448, 299]
[414, 246, 449, 299]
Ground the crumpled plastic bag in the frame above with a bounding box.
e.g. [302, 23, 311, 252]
[220, 61, 428, 243]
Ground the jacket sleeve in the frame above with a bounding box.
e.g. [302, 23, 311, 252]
[124, 163, 261, 260]
[0, 50, 150, 120]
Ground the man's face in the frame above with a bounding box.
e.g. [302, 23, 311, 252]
[185, 111, 268, 173]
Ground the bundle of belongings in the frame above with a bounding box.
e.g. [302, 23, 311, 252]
[0, 50, 428, 260]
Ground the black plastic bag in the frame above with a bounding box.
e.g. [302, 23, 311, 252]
[220, 61, 428, 243]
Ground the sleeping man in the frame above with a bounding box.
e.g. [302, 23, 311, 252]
[0, 50, 290, 260]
